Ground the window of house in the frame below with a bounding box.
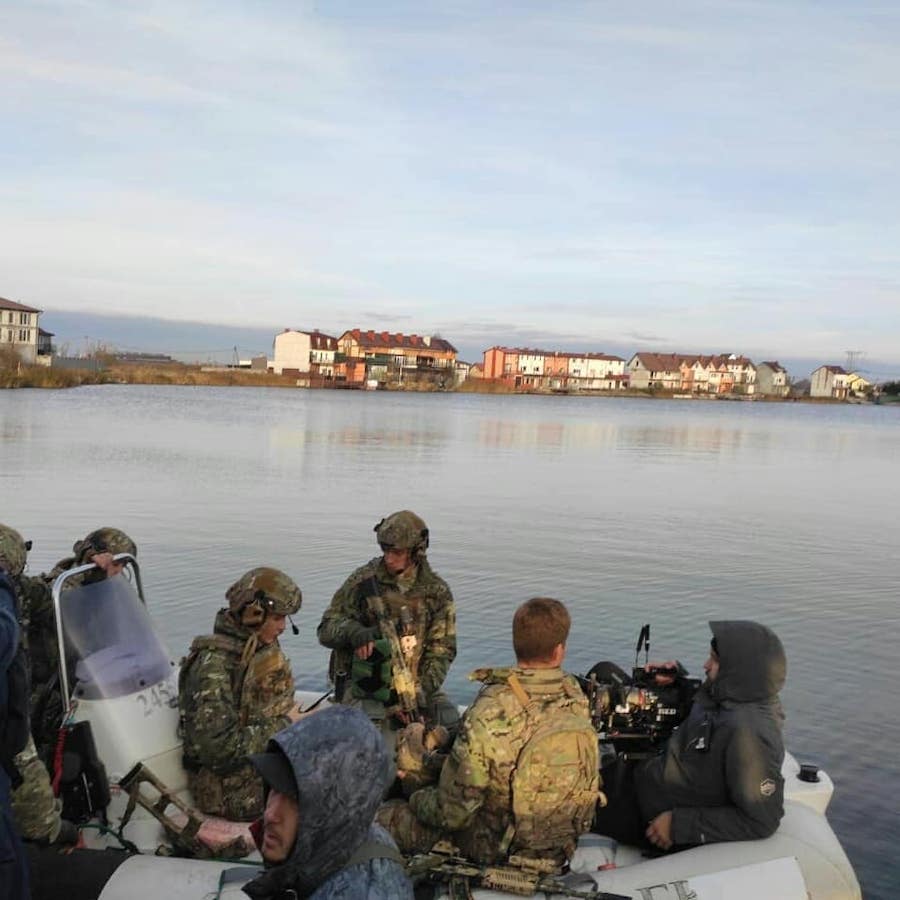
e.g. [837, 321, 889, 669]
[19, 329, 27, 341]
[20, 313, 28, 324]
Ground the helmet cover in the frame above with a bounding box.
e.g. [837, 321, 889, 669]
[0, 524, 29, 577]
[226, 566, 302, 628]
[374, 510, 429, 555]
[73, 527, 137, 564]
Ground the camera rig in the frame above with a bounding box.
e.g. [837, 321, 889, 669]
[579, 624, 701, 760]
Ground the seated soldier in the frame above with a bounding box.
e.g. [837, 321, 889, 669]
[593, 620, 786, 851]
[179, 568, 303, 821]
[379, 597, 599, 866]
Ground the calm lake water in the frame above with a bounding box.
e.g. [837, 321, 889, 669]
[2, 385, 897, 897]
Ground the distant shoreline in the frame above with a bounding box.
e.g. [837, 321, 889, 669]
[3, 361, 891, 405]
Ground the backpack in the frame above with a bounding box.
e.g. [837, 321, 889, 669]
[504, 676, 600, 861]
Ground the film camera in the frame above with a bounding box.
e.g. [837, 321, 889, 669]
[579, 624, 701, 760]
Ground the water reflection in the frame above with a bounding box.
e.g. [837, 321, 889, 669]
[1, 386, 898, 897]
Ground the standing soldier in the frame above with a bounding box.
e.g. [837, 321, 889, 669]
[0, 524, 78, 848]
[317, 511, 458, 761]
[179, 567, 303, 821]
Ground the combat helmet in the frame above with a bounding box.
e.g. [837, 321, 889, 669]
[73, 527, 138, 565]
[0, 523, 30, 577]
[226, 567, 302, 629]
[374, 510, 430, 559]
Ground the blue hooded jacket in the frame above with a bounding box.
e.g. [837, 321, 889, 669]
[243, 705, 413, 900]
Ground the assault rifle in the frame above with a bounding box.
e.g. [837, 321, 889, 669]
[407, 844, 630, 900]
[368, 594, 424, 721]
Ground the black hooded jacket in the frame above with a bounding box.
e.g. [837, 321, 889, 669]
[636, 620, 787, 845]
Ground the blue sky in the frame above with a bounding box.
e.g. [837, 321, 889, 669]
[2, 1, 899, 369]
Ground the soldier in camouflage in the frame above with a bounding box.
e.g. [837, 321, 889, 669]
[243, 705, 413, 900]
[0, 524, 78, 847]
[379, 597, 599, 865]
[179, 567, 303, 821]
[317, 511, 458, 761]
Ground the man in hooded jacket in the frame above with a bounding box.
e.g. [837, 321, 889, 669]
[243, 705, 413, 900]
[595, 619, 787, 850]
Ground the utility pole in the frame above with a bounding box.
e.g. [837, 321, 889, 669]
[845, 350, 865, 372]
[232, 345, 240, 368]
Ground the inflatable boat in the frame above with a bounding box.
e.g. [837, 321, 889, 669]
[29, 558, 860, 900]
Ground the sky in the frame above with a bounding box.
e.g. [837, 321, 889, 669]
[2, 1, 899, 373]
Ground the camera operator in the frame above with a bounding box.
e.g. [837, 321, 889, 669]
[593, 620, 786, 852]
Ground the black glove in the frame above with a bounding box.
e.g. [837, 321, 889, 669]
[351, 624, 380, 648]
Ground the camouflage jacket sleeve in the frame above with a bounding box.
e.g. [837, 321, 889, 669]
[417, 580, 456, 698]
[182, 649, 287, 774]
[409, 696, 490, 831]
[317, 565, 378, 651]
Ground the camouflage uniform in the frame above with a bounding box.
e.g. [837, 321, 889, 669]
[0, 525, 66, 845]
[10, 734, 63, 843]
[319, 555, 456, 704]
[179, 568, 300, 821]
[379, 666, 598, 864]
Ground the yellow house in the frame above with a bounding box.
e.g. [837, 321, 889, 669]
[846, 372, 872, 396]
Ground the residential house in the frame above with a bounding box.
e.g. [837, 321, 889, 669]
[0, 297, 42, 364]
[756, 361, 790, 397]
[846, 372, 872, 397]
[630, 351, 754, 394]
[543, 352, 570, 391]
[272, 330, 312, 376]
[723, 354, 756, 394]
[483, 347, 518, 380]
[627, 353, 687, 391]
[567, 353, 626, 390]
[810, 365, 849, 399]
[484, 346, 626, 391]
[336, 329, 457, 385]
[455, 360, 472, 384]
[309, 330, 338, 378]
[272, 329, 339, 378]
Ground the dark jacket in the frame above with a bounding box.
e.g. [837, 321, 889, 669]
[243, 705, 413, 900]
[1, 571, 30, 900]
[637, 620, 787, 845]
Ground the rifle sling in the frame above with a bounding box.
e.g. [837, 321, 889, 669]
[345, 839, 404, 868]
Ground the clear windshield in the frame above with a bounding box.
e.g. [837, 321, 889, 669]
[59, 574, 173, 701]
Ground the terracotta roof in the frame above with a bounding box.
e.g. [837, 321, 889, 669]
[632, 352, 755, 371]
[488, 346, 623, 362]
[0, 297, 41, 313]
[278, 328, 338, 350]
[309, 330, 338, 351]
[341, 329, 457, 354]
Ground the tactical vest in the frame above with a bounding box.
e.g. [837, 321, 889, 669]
[341, 575, 428, 705]
[179, 633, 294, 769]
[466, 668, 600, 864]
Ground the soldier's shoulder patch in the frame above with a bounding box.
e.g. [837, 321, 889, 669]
[760, 778, 777, 797]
